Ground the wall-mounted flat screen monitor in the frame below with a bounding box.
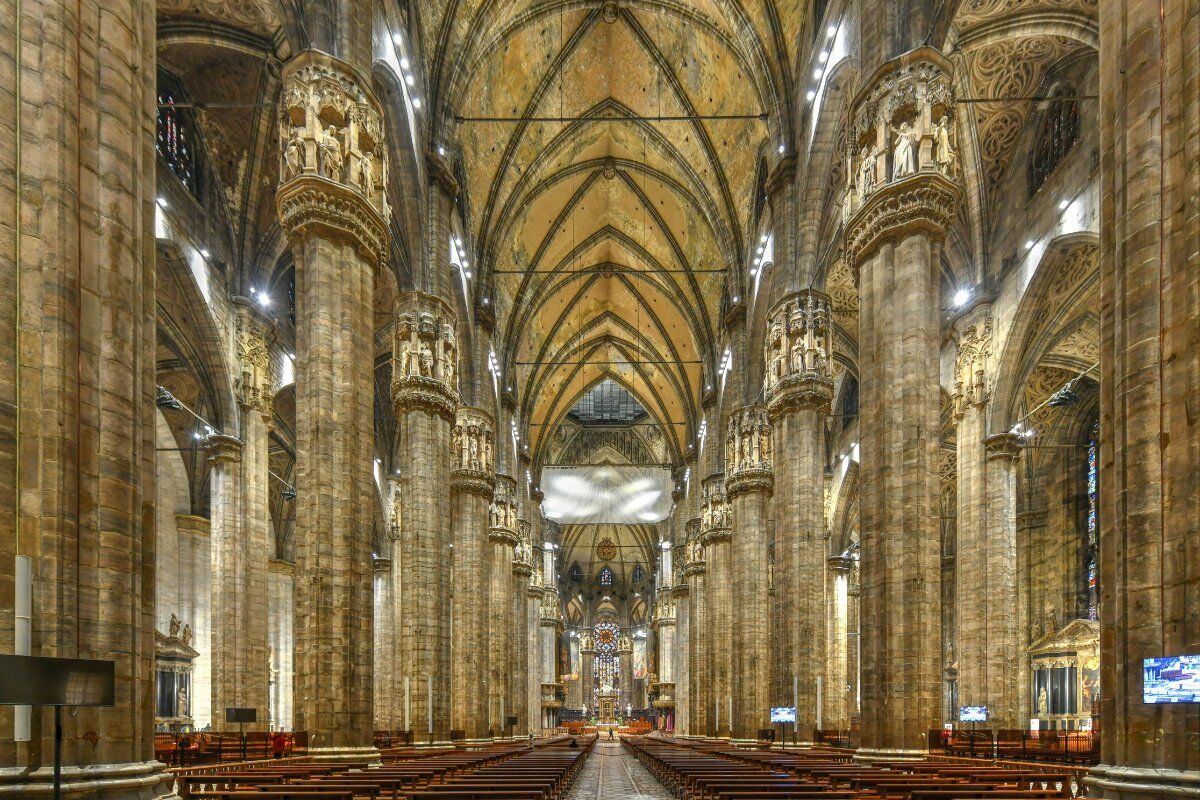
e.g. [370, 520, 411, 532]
[1143, 655, 1200, 704]
[769, 706, 797, 724]
[960, 705, 988, 722]
[225, 707, 258, 723]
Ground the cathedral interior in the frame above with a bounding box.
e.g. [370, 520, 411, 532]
[0, 0, 1197, 798]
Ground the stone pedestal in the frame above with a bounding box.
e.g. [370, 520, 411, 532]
[844, 49, 959, 757]
[277, 50, 386, 758]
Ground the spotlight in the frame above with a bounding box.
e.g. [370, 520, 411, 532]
[393, 33, 403, 46]
[156, 386, 184, 411]
[156, 197, 168, 209]
[1058, 199, 1070, 211]
[806, 90, 816, 102]
[778, 143, 785, 154]
[953, 288, 970, 308]
[412, 97, 422, 109]
[438, 145, 446, 156]
[282, 487, 296, 501]
[404, 74, 415, 87]
[813, 68, 823, 80]
[400, 57, 410, 69]
[827, 24, 837, 37]
[1025, 240, 1035, 250]
[199, 248, 210, 258]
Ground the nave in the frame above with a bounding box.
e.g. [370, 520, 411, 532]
[1, 0, 1197, 797]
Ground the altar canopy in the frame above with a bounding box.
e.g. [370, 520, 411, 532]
[540, 465, 674, 525]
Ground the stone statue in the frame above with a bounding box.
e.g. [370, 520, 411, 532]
[399, 341, 414, 375]
[934, 115, 956, 175]
[181, 623, 192, 648]
[468, 436, 479, 469]
[319, 125, 344, 180]
[419, 343, 433, 376]
[1037, 687, 1049, 716]
[284, 127, 304, 179]
[360, 150, 375, 193]
[857, 145, 877, 198]
[791, 340, 805, 374]
[169, 613, 181, 638]
[892, 122, 919, 178]
[177, 684, 189, 717]
[442, 345, 456, 387]
[481, 437, 491, 471]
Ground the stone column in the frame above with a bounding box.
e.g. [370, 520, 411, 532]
[510, 519, 533, 734]
[618, 633, 634, 715]
[392, 292, 459, 745]
[372, 555, 395, 731]
[725, 407, 774, 741]
[0, 0, 170, 792]
[449, 408, 494, 741]
[672, 564, 691, 735]
[952, 306, 1012, 727]
[276, 50, 386, 758]
[486, 474, 518, 739]
[654, 591, 677, 728]
[825, 556, 853, 730]
[764, 290, 834, 743]
[844, 50, 959, 757]
[208, 298, 276, 732]
[580, 637, 596, 717]
[685, 518, 708, 737]
[700, 476, 733, 736]
[848, 561, 862, 721]
[538, 589, 561, 729]
[1090, 1, 1200, 793]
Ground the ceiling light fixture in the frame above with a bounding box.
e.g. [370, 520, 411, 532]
[953, 288, 970, 308]
[806, 90, 816, 102]
[827, 24, 837, 37]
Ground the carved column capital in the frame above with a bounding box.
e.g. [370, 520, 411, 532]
[764, 290, 836, 415]
[724, 405, 774, 497]
[698, 475, 732, 544]
[952, 307, 993, 417]
[827, 555, 855, 575]
[392, 291, 459, 420]
[231, 297, 277, 418]
[204, 433, 244, 464]
[276, 50, 389, 266]
[489, 473, 520, 545]
[842, 49, 961, 268]
[451, 406, 495, 496]
[984, 432, 1024, 462]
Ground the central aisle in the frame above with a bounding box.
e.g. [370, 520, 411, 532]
[564, 740, 673, 799]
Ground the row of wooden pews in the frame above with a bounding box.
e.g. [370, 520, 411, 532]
[175, 735, 594, 800]
[623, 736, 1076, 800]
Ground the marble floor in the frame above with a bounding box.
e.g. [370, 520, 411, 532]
[564, 739, 673, 799]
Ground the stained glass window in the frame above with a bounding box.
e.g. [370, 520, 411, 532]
[598, 566, 614, 587]
[1028, 86, 1078, 196]
[631, 563, 644, 583]
[1086, 421, 1099, 620]
[593, 620, 619, 693]
[156, 74, 201, 197]
[569, 562, 583, 582]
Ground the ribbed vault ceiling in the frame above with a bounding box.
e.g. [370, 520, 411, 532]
[424, 0, 807, 457]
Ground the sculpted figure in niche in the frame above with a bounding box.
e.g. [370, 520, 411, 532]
[443, 345, 457, 388]
[468, 434, 479, 469]
[934, 115, 956, 175]
[892, 122, 919, 178]
[319, 125, 344, 180]
[284, 127, 304, 179]
[181, 624, 192, 648]
[398, 340, 414, 376]
[453, 427, 464, 465]
[360, 150, 375, 194]
[857, 145, 878, 198]
[1037, 687, 1049, 716]
[177, 684, 189, 717]
[481, 437, 491, 471]
[791, 338, 805, 375]
[419, 343, 433, 376]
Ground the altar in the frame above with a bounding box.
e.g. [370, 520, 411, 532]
[596, 689, 618, 724]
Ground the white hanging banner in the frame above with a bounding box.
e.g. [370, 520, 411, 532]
[540, 465, 674, 525]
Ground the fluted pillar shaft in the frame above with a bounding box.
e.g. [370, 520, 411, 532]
[765, 291, 834, 742]
[392, 291, 458, 744]
[0, 0, 169, 788]
[449, 409, 494, 740]
[699, 476, 732, 736]
[1091, 1, 1200, 792]
[485, 475, 518, 738]
[845, 50, 960, 757]
[685, 520, 709, 735]
[372, 556, 395, 730]
[726, 406, 773, 740]
[825, 557, 853, 730]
